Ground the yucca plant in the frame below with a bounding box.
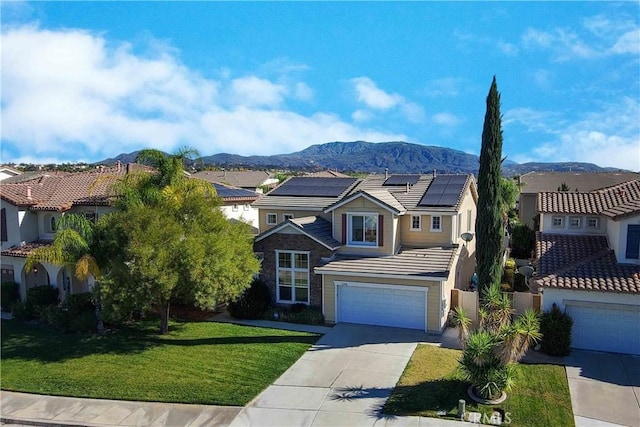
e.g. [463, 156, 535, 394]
[450, 306, 473, 349]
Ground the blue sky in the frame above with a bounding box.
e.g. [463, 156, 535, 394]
[1, 1, 639, 170]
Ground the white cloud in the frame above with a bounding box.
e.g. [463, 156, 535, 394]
[351, 77, 403, 110]
[433, 113, 462, 127]
[610, 29, 640, 54]
[352, 109, 373, 123]
[504, 98, 640, 171]
[497, 40, 518, 56]
[423, 77, 465, 98]
[0, 25, 406, 161]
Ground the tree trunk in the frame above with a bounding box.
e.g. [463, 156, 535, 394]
[160, 302, 170, 334]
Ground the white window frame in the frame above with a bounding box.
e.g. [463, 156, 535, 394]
[569, 216, 581, 228]
[243, 204, 251, 211]
[283, 213, 294, 221]
[347, 212, 378, 247]
[232, 204, 239, 212]
[587, 217, 599, 229]
[410, 215, 422, 231]
[276, 250, 310, 304]
[552, 216, 564, 228]
[430, 215, 442, 232]
[266, 213, 277, 225]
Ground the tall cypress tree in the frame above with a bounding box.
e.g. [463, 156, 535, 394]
[475, 76, 504, 293]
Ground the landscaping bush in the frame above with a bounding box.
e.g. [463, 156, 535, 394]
[65, 292, 95, 316]
[501, 258, 516, 289]
[228, 279, 271, 319]
[511, 223, 535, 259]
[11, 300, 35, 321]
[1, 281, 20, 312]
[540, 304, 573, 356]
[26, 285, 59, 307]
[264, 306, 325, 326]
[67, 310, 97, 333]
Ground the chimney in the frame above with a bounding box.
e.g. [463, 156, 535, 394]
[384, 168, 389, 180]
[26, 186, 32, 200]
[433, 169, 437, 178]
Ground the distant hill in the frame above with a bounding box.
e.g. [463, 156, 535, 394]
[97, 141, 626, 175]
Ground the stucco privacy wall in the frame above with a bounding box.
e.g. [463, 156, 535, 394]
[332, 198, 395, 256]
[254, 228, 334, 308]
[321, 273, 443, 333]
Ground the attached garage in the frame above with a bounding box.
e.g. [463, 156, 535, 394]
[335, 282, 427, 330]
[565, 301, 640, 355]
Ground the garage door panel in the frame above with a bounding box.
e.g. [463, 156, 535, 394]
[566, 303, 640, 355]
[337, 283, 426, 330]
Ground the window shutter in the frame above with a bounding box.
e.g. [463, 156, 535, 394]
[0, 208, 6, 242]
[378, 214, 384, 246]
[341, 214, 347, 244]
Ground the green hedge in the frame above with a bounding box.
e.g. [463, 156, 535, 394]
[228, 279, 272, 320]
[540, 304, 573, 356]
[1, 282, 20, 312]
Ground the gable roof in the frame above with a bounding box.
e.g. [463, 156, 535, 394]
[190, 170, 274, 188]
[324, 189, 405, 214]
[305, 170, 351, 178]
[538, 180, 640, 220]
[535, 233, 640, 294]
[253, 176, 362, 210]
[254, 216, 341, 250]
[520, 171, 640, 194]
[315, 245, 457, 280]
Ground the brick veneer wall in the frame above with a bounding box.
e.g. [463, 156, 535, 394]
[254, 233, 335, 308]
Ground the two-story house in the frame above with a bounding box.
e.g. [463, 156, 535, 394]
[253, 172, 478, 334]
[534, 180, 640, 354]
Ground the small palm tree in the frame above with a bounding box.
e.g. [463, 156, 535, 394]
[456, 283, 541, 401]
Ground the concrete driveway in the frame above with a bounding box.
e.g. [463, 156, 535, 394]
[565, 350, 640, 427]
[231, 323, 433, 427]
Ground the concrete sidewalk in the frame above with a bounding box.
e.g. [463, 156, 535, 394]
[0, 391, 240, 426]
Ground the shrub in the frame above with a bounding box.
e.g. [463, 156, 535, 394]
[540, 304, 573, 356]
[228, 279, 271, 319]
[264, 306, 325, 325]
[26, 285, 59, 307]
[11, 300, 35, 320]
[65, 292, 95, 316]
[510, 224, 535, 259]
[1, 282, 20, 312]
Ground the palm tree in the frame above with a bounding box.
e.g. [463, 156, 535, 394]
[456, 283, 541, 401]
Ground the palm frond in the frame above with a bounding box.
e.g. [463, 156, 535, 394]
[76, 254, 101, 280]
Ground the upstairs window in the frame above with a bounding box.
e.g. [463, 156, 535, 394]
[411, 215, 421, 231]
[243, 204, 250, 211]
[552, 216, 564, 228]
[232, 204, 239, 212]
[348, 214, 378, 246]
[266, 213, 277, 225]
[587, 217, 599, 229]
[569, 217, 581, 228]
[431, 215, 442, 232]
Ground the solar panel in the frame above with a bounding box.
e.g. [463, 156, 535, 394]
[418, 175, 468, 207]
[213, 183, 256, 199]
[269, 177, 357, 197]
[383, 174, 420, 186]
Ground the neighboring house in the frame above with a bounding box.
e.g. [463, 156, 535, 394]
[191, 170, 279, 193]
[535, 180, 640, 355]
[0, 164, 256, 301]
[304, 170, 351, 178]
[209, 182, 260, 232]
[253, 172, 478, 334]
[0, 166, 22, 181]
[517, 171, 640, 229]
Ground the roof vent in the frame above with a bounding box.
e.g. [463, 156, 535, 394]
[433, 169, 437, 178]
[385, 168, 389, 180]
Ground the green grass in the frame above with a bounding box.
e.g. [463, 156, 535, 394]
[385, 345, 574, 427]
[0, 319, 318, 406]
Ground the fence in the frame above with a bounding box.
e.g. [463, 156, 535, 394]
[451, 289, 542, 326]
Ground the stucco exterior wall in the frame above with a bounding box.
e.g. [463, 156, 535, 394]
[258, 209, 328, 233]
[607, 214, 640, 265]
[400, 214, 453, 246]
[321, 273, 443, 333]
[543, 288, 640, 312]
[333, 198, 395, 256]
[519, 194, 538, 229]
[540, 213, 608, 236]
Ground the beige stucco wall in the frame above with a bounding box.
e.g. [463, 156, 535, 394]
[258, 209, 328, 233]
[519, 194, 538, 229]
[321, 273, 443, 333]
[333, 198, 396, 256]
[400, 214, 452, 246]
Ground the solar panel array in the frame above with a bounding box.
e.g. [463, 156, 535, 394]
[269, 177, 357, 197]
[213, 183, 256, 199]
[383, 174, 420, 186]
[418, 175, 467, 207]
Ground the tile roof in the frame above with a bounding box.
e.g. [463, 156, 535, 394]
[538, 180, 640, 220]
[1, 240, 52, 258]
[315, 245, 457, 279]
[305, 170, 351, 178]
[254, 216, 341, 250]
[190, 171, 274, 188]
[253, 177, 362, 210]
[0, 171, 72, 184]
[535, 233, 640, 294]
[520, 171, 640, 194]
[210, 182, 260, 203]
[0, 164, 153, 211]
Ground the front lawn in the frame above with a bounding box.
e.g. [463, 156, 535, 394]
[385, 345, 574, 427]
[0, 319, 317, 406]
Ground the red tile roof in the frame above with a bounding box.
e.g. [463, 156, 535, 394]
[535, 233, 640, 294]
[538, 180, 640, 220]
[1, 240, 52, 258]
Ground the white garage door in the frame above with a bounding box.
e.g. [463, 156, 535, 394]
[337, 283, 427, 330]
[566, 302, 640, 355]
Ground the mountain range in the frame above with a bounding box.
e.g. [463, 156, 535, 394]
[98, 141, 626, 175]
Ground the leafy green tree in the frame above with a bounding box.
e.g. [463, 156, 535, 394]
[476, 77, 505, 292]
[99, 151, 260, 334]
[500, 177, 520, 218]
